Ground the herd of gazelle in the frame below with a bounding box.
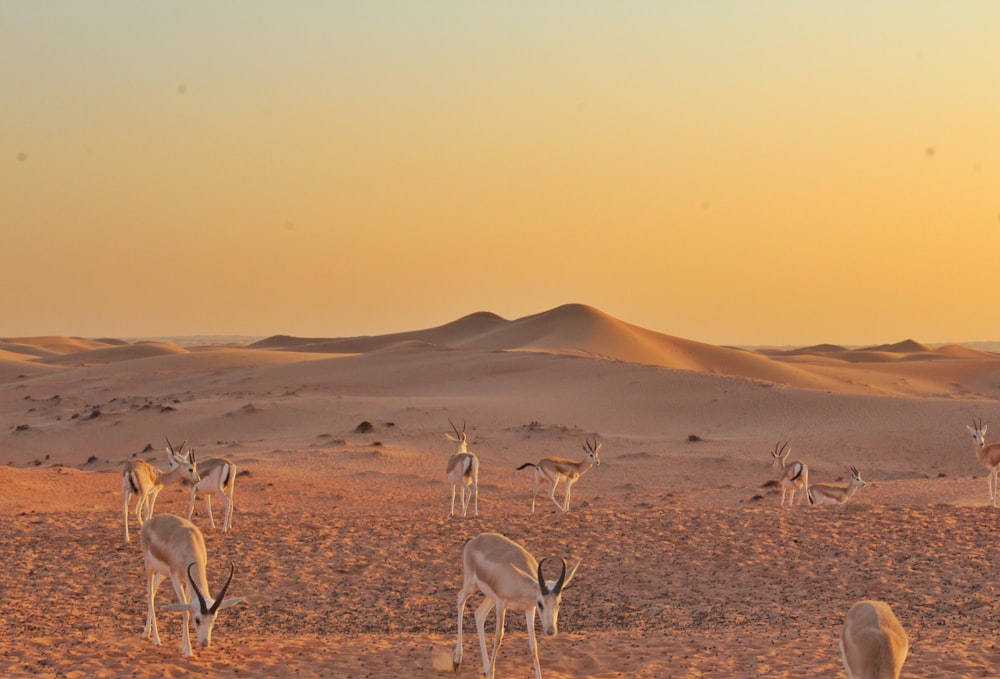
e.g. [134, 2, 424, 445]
[769, 440, 868, 507]
[122, 438, 242, 657]
[114, 418, 1000, 673]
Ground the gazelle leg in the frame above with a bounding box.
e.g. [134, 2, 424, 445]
[489, 605, 507, 679]
[562, 480, 574, 511]
[187, 486, 197, 520]
[526, 607, 543, 679]
[205, 494, 216, 528]
[471, 468, 479, 517]
[168, 576, 193, 657]
[453, 586, 474, 670]
[124, 490, 132, 542]
[474, 598, 497, 677]
[548, 475, 564, 511]
[144, 571, 166, 644]
[531, 477, 543, 513]
[223, 487, 234, 531]
[462, 481, 472, 516]
[450, 484, 457, 516]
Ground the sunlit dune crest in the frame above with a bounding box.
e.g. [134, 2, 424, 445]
[36, 341, 189, 366]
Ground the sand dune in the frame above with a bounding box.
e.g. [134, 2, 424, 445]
[2, 305, 1000, 676]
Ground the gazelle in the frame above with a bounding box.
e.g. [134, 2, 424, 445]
[122, 441, 199, 542]
[140, 513, 245, 657]
[769, 440, 809, 506]
[808, 466, 867, 506]
[840, 600, 908, 679]
[167, 447, 237, 532]
[966, 419, 1000, 507]
[445, 419, 479, 517]
[453, 532, 581, 679]
[516, 438, 602, 512]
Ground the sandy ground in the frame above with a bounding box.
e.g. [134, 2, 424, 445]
[3, 305, 1000, 677]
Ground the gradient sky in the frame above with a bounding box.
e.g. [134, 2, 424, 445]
[3, 2, 999, 346]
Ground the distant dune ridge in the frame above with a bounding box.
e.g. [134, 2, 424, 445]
[2, 303, 1000, 676]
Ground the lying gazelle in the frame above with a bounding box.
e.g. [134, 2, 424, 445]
[840, 600, 908, 679]
[122, 440, 199, 542]
[516, 438, 602, 512]
[167, 446, 237, 532]
[445, 419, 479, 517]
[769, 440, 809, 506]
[967, 418, 1000, 507]
[808, 466, 867, 506]
[140, 513, 245, 657]
[453, 532, 581, 679]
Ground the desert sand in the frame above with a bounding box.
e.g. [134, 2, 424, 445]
[3, 303, 1000, 678]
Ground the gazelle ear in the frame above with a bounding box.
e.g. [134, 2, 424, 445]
[162, 601, 196, 612]
[445, 434, 458, 442]
[214, 596, 246, 611]
[560, 559, 582, 590]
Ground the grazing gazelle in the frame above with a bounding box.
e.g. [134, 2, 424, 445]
[140, 514, 245, 657]
[122, 442, 199, 542]
[769, 440, 809, 506]
[445, 419, 479, 517]
[453, 532, 581, 679]
[808, 466, 867, 506]
[168, 447, 237, 532]
[967, 419, 1000, 507]
[516, 438, 602, 512]
[840, 600, 908, 679]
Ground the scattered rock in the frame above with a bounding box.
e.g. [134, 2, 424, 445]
[86, 455, 98, 465]
[354, 421, 374, 433]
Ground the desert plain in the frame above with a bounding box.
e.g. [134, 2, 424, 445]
[2, 303, 1000, 678]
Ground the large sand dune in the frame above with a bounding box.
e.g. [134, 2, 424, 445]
[2, 304, 1000, 676]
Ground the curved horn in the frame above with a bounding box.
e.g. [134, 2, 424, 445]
[187, 562, 210, 615]
[209, 563, 236, 614]
[166, 436, 175, 454]
[536, 557, 550, 595]
[552, 557, 568, 594]
[449, 418, 462, 438]
[536, 557, 569, 595]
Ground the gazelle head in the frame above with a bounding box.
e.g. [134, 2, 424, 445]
[582, 438, 602, 466]
[513, 557, 581, 636]
[164, 437, 199, 483]
[163, 563, 244, 648]
[770, 441, 790, 470]
[445, 419, 468, 453]
[968, 419, 988, 448]
[849, 465, 866, 488]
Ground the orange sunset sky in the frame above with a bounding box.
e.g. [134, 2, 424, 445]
[2, 2, 999, 347]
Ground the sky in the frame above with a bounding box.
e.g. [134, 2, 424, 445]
[2, 2, 999, 347]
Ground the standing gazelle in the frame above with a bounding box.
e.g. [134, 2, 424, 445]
[168, 448, 237, 532]
[967, 419, 1000, 507]
[445, 419, 479, 517]
[769, 440, 809, 506]
[140, 514, 245, 657]
[516, 438, 602, 512]
[122, 441, 199, 542]
[840, 600, 908, 679]
[808, 466, 867, 506]
[454, 532, 581, 679]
